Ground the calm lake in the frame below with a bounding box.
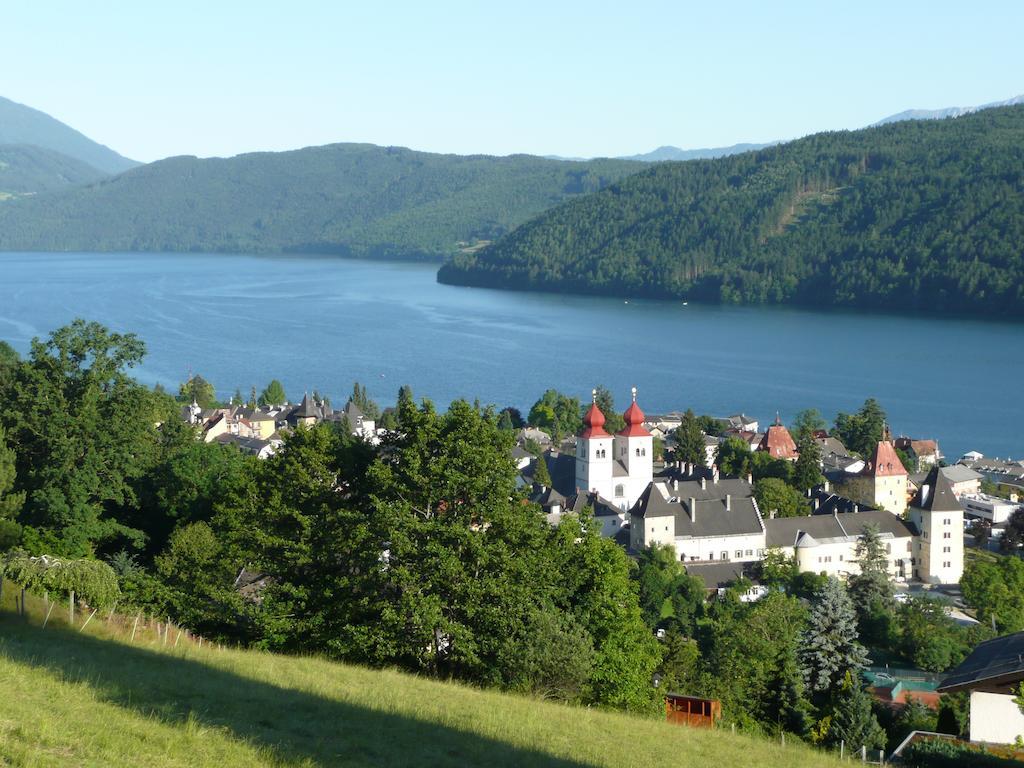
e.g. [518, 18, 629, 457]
[0, 251, 1020, 459]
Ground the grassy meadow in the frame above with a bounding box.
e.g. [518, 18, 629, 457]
[0, 587, 843, 767]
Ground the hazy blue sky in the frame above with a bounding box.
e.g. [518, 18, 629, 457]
[4, 1, 1022, 162]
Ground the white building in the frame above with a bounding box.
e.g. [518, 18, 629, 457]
[961, 493, 1019, 525]
[575, 388, 653, 512]
[939, 632, 1024, 745]
[907, 466, 965, 585]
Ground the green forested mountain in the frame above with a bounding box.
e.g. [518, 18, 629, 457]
[439, 105, 1024, 317]
[0, 145, 639, 259]
[0, 96, 138, 174]
[0, 144, 109, 198]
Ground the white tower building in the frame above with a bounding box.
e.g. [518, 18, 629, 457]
[908, 465, 965, 584]
[575, 390, 614, 497]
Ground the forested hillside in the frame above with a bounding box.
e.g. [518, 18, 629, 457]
[0, 96, 137, 174]
[0, 145, 639, 259]
[439, 105, 1024, 317]
[0, 144, 108, 197]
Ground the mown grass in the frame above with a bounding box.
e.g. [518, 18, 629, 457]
[0, 588, 843, 767]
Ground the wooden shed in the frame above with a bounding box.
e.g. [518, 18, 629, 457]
[665, 693, 721, 728]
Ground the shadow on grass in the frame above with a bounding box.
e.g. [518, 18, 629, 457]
[0, 614, 593, 768]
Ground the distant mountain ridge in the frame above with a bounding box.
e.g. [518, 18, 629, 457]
[0, 96, 138, 175]
[874, 94, 1024, 126]
[439, 105, 1024, 319]
[618, 142, 776, 162]
[0, 144, 108, 197]
[0, 144, 641, 258]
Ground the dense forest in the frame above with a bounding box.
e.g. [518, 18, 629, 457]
[0, 144, 108, 197]
[0, 145, 639, 259]
[439, 105, 1024, 317]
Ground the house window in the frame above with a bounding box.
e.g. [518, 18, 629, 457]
[757, 549, 764, 557]
[839, 554, 844, 561]
[943, 561, 951, 568]
[944, 518, 951, 525]
[642, 448, 646, 456]
[709, 552, 715, 561]
[886, 544, 891, 554]
[721, 551, 728, 561]
[745, 549, 753, 557]
[735, 550, 742, 559]
[943, 532, 951, 539]
[615, 484, 624, 497]
[943, 546, 950, 553]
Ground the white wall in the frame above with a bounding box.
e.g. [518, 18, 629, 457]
[674, 532, 766, 563]
[970, 691, 1024, 744]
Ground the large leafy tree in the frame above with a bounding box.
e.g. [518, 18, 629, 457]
[753, 477, 806, 518]
[961, 554, 1024, 632]
[834, 398, 887, 458]
[258, 379, 287, 406]
[0, 319, 162, 557]
[634, 543, 704, 634]
[177, 373, 217, 408]
[799, 577, 870, 693]
[528, 389, 581, 439]
[715, 437, 753, 477]
[0, 426, 25, 550]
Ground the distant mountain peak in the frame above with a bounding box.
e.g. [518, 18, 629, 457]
[874, 94, 1024, 126]
[0, 95, 139, 175]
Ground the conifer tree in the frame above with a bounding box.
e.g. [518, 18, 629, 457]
[766, 646, 814, 737]
[532, 455, 552, 488]
[674, 409, 706, 467]
[799, 577, 869, 692]
[258, 379, 287, 406]
[848, 523, 895, 645]
[826, 671, 886, 751]
[792, 434, 823, 491]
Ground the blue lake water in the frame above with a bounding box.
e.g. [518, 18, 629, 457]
[0, 251, 1020, 460]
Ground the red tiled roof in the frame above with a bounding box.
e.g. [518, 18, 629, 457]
[863, 440, 908, 477]
[581, 402, 610, 439]
[757, 421, 798, 459]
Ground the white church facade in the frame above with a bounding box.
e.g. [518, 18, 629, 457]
[574, 388, 653, 512]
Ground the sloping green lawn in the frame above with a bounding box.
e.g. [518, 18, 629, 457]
[0, 592, 842, 767]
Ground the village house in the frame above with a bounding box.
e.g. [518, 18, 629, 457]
[756, 415, 799, 460]
[894, 436, 943, 470]
[938, 631, 1024, 745]
[907, 466, 965, 585]
[839, 440, 908, 516]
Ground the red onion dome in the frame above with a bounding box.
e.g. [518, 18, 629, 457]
[619, 389, 651, 437]
[581, 402, 610, 438]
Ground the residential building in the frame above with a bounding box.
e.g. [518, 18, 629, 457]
[938, 632, 1024, 744]
[907, 466, 965, 585]
[894, 436, 943, 470]
[961, 493, 1020, 525]
[757, 415, 799, 460]
[629, 467, 765, 563]
[764, 509, 915, 580]
[841, 440, 908, 516]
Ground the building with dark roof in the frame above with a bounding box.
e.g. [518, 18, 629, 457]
[938, 632, 1024, 744]
[764, 508, 915, 580]
[908, 466, 965, 584]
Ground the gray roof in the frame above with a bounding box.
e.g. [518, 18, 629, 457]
[684, 561, 758, 590]
[632, 478, 764, 539]
[939, 464, 983, 484]
[911, 466, 962, 513]
[764, 509, 915, 548]
[815, 436, 850, 457]
[567, 490, 624, 518]
[939, 632, 1024, 693]
[810, 489, 876, 516]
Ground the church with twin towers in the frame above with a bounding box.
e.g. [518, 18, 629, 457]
[575, 387, 653, 511]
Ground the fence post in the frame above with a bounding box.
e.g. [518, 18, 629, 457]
[0, 573, 4, 607]
[840, 740, 845, 760]
[107, 599, 118, 622]
[861, 745, 866, 762]
[80, 608, 98, 633]
[20, 587, 26, 617]
[42, 600, 56, 628]
[69, 590, 75, 626]
[130, 612, 141, 642]
[781, 732, 785, 747]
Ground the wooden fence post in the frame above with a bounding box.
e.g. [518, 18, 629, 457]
[68, 590, 75, 626]
[130, 612, 141, 642]
[840, 740, 845, 760]
[20, 587, 26, 617]
[107, 599, 118, 622]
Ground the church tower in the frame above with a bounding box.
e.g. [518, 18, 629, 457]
[614, 387, 653, 505]
[575, 390, 613, 497]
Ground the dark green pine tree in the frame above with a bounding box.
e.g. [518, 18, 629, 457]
[799, 577, 870, 693]
[791, 434, 823, 492]
[766, 646, 814, 737]
[674, 409, 706, 467]
[826, 672, 886, 751]
[532, 455, 552, 488]
[847, 523, 895, 646]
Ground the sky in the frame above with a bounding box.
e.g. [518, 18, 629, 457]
[3, 1, 1023, 163]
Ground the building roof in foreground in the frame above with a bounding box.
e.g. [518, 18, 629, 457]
[631, 478, 763, 539]
[939, 632, 1024, 694]
[684, 561, 759, 590]
[911, 466, 963, 513]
